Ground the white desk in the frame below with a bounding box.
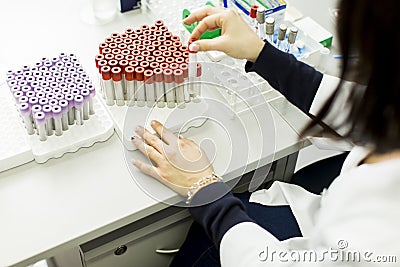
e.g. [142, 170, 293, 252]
[0, 1, 313, 266]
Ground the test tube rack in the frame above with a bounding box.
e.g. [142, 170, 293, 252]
[95, 21, 209, 151]
[1, 54, 114, 172]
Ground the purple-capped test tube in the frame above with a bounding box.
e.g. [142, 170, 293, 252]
[19, 102, 34, 134]
[13, 91, 24, 103]
[52, 105, 63, 136]
[42, 104, 54, 136]
[81, 89, 90, 120]
[74, 95, 84, 125]
[58, 99, 69, 130]
[34, 111, 47, 141]
[64, 93, 75, 125]
[87, 84, 96, 115]
[39, 98, 48, 106]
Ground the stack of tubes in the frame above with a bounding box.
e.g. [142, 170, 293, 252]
[95, 20, 202, 109]
[6, 53, 96, 141]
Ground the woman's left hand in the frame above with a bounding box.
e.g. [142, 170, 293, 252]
[131, 120, 215, 196]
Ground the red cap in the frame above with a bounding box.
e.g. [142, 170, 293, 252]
[127, 44, 136, 51]
[120, 33, 128, 39]
[109, 43, 118, 49]
[143, 40, 152, 46]
[152, 41, 161, 47]
[144, 69, 154, 84]
[124, 38, 132, 44]
[111, 32, 120, 38]
[135, 67, 145, 81]
[171, 35, 180, 42]
[160, 62, 169, 69]
[129, 33, 138, 40]
[125, 28, 134, 34]
[156, 56, 165, 63]
[112, 48, 121, 55]
[188, 38, 198, 53]
[137, 45, 146, 51]
[166, 57, 175, 64]
[118, 43, 127, 50]
[163, 31, 172, 39]
[148, 35, 157, 41]
[154, 30, 162, 36]
[121, 49, 130, 56]
[143, 30, 152, 36]
[95, 54, 105, 68]
[133, 40, 141, 46]
[196, 63, 202, 77]
[102, 48, 112, 54]
[150, 25, 158, 31]
[115, 54, 124, 61]
[150, 62, 159, 69]
[132, 50, 141, 56]
[101, 66, 111, 80]
[250, 5, 258, 18]
[169, 63, 179, 70]
[140, 61, 150, 69]
[142, 50, 151, 57]
[105, 54, 114, 60]
[119, 60, 129, 73]
[111, 67, 122, 81]
[163, 69, 173, 83]
[159, 25, 168, 32]
[155, 20, 164, 27]
[180, 45, 188, 53]
[153, 50, 162, 57]
[146, 56, 155, 63]
[173, 41, 182, 47]
[99, 42, 108, 53]
[173, 51, 182, 58]
[133, 29, 142, 35]
[183, 51, 190, 58]
[153, 68, 163, 82]
[175, 57, 185, 64]
[125, 54, 135, 61]
[168, 46, 177, 53]
[174, 69, 184, 84]
[114, 38, 123, 44]
[159, 45, 167, 51]
[138, 35, 147, 41]
[157, 36, 167, 43]
[164, 40, 173, 46]
[146, 45, 155, 52]
[105, 37, 113, 43]
[108, 59, 118, 67]
[98, 60, 108, 73]
[162, 51, 172, 58]
[180, 63, 188, 78]
[129, 61, 139, 68]
[141, 24, 150, 30]
[135, 55, 144, 62]
[125, 66, 135, 81]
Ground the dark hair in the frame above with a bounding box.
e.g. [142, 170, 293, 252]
[302, 0, 400, 154]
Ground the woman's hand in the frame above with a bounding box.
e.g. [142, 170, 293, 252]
[132, 120, 215, 197]
[183, 6, 265, 62]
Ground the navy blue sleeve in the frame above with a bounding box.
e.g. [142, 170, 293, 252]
[189, 182, 254, 248]
[245, 41, 323, 114]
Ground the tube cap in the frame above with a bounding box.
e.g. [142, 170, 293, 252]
[153, 68, 163, 82]
[250, 5, 258, 19]
[163, 69, 173, 83]
[101, 66, 111, 80]
[144, 69, 154, 84]
[125, 66, 135, 81]
[135, 67, 145, 81]
[111, 67, 122, 82]
[256, 7, 265, 24]
[174, 69, 184, 84]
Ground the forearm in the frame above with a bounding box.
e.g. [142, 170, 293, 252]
[245, 41, 323, 114]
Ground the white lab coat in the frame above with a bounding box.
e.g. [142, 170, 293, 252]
[219, 76, 400, 266]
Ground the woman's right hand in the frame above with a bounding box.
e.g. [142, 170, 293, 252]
[183, 6, 265, 62]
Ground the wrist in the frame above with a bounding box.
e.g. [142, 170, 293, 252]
[186, 172, 223, 204]
[247, 39, 265, 63]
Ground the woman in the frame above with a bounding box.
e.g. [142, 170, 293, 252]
[132, 0, 400, 265]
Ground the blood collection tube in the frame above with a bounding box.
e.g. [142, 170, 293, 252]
[58, 99, 69, 130]
[101, 66, 115, 106]
[174, 69, 185, 108]
[19, 103, 35, 134]
[286, 27, 298, 54]
[276, 24, 288, 51]
[125, 66, 135, 106]
[65, 93, 75, 125]
[164, 69, 175, 108]
[87, 84, 96, 115]
[81, 89, 90, 120]
[256, 7, 266, 40]
[144, 70, 155, 107]
[180, 63, 190, 102]
[35, 112, 47, 141]
[52, 105, 63, 136]
[153, 68, 165, 108]
[188, 39, 198, 99]
[42, 104, 54, 136]
[250, 5, 258, 31]
[112, 67, 125, 106]
[265, 17, 275, 45]
[135, 67, 145, 107]
[74, 95, 84, 125]
[192, 63, 202, 103]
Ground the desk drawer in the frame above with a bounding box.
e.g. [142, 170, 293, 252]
[80, 207, 192, 267]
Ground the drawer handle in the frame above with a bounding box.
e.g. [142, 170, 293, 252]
[155, 248, 180, 254]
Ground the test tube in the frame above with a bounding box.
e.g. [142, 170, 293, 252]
[164, 69, 175, 108]
[144, 69, 155, 108]
[174, 69, 185, 108]
[125, 66, 135, 106]
[153, 68, 165, 108]
[276, 24, 287, 51]
[265, 17, 275, 45]
[65, 93, 75, 125]
[135, 67, 145, 107]
[112, 67, 125, 106]
[19, 103, 35, 135]
[101, 66, 115, 106]
[35, 112, 47, 141]
[42, 105, 54, 136]
[87, 84, 96, 115]
[249, 5, 258, 32]
[59, 99, 69, 131]
[52, 105, 63, 136]
[81, 89, 90, 120]
[286, 27, 298, 54]
[256, 7, 266, 40]
[193, 63, 202, 103]
[188, 39, 198, 99]
[74, 95, 84, 125]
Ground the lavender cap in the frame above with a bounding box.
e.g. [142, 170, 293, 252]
[13, 91, 24, 101]
[28, 97, 38, 107]
[36, 92, 46, 99]
[46, 93, 55, 100]
[58, 99, 69, 112]
[19, 102, 30, 116]
[77, 83, 85, 90]
[74, 95, 84, 108]
[42, 104, 53, 117]
[55, 93, 64, 100]
[39, 98, 48, 106]
[18, 96, 29, 104]
[64, 94, 74, 107]
[87, 84, 96, 96]
[52, 105, 63, 119]
[32, 104, 42, 114]
[81, 89, 90, 102]
[71, 89, 80, 96]
[26, 91, 36, 98]
[34, 111, 46, 125]
[10, 85, 21, 93]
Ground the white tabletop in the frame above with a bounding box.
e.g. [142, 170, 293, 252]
[0, 1, 309, 266]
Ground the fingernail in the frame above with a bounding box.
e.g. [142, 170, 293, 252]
[151, 120, 156, 125]
[189, 43, 199, 52]
[135, 126, 142, 132]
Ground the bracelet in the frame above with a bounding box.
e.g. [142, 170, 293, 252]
[186, 172, 223, 204]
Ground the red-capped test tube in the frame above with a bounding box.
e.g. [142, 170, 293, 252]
[112, 67, 125, 106]
[135, 67, 145, 107]
[193, 63, 202, 103]
[188, 39, 198, 101]
[174, 69, 185, 108]
[153, 68, 165, 108]
[164, 69, 175, 108]
[144, 70, 155, 107]
[180, 63, 190, 102]
[101, 66, 115, 106]
[125, 66, 135, 106]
